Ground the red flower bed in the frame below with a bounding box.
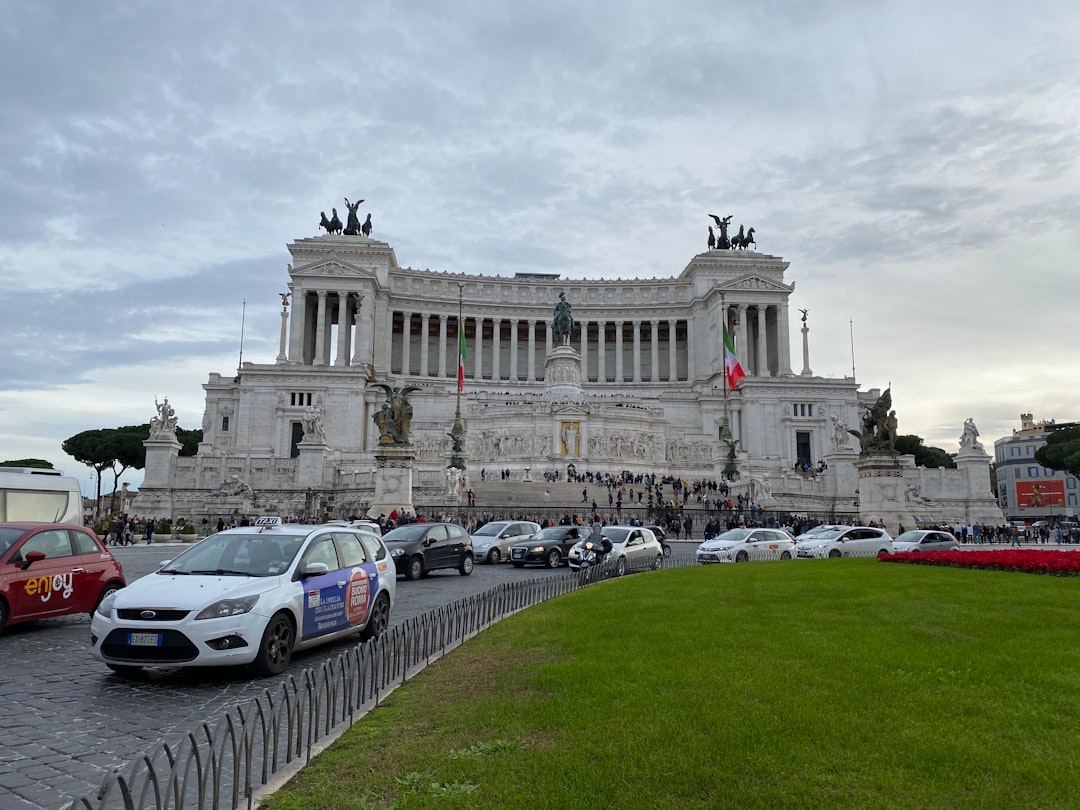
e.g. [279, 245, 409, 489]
[882, 549, 1080, 576]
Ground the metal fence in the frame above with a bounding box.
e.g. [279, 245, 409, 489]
[62, 553, 688, 810]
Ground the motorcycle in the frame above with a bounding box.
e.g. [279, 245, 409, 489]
[577, 538, 613, 570]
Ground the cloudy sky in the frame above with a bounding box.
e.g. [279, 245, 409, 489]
[2, 1, 1078, 496]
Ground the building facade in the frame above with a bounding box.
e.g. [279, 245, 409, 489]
[994, 414, 1079, 520]
[133, 231, 996, 528]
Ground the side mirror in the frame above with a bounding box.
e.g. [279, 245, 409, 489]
[301, 562, 330, 578]
[21, 550, 47, 570]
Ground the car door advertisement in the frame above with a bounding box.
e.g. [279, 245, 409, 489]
[301, 564, 376, 640]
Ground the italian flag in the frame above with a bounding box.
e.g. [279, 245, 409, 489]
[457, 325, 467, 392]
[723, 325, 746, 390]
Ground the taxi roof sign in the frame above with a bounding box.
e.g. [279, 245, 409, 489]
[255, 516, 282, 527]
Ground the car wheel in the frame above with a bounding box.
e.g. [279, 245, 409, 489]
[545, 549, 561, 568]
[828, 549, 841, 558]
[405, 556, 424, 581]
[735, 550, 749, 563]
[615, 557, 627, 577]
[0, 599, 7, 634]
[877, 548, 890, 558]
[251, 612, 295, 677]
[653, 554, 663, 570]
[106, 663, 144, 678]
[780, 551, 792, 560]
[90, 582, 122, 618]
[487, 548, 501, 564]
[459, 554, 474, 576]
[663, 544, 672, 557]
[512, 562, 525, 568]
[360, 592, 390, 642]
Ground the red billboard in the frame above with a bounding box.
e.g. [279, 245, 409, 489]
[1015, 480, 1066, 508]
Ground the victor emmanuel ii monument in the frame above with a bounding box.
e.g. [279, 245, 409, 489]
[134, 203, 1001, 531]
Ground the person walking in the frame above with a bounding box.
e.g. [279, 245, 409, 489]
[144, 518, 154, 545]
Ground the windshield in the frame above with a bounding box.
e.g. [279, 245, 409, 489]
[0, 527, 23, 556]
[473, 522, 509, 537]
[798, 527, 847, 541]
[894, 532, 926, 544]
[710, 529, 753, 544]
[383, 524, 430, 543]
[531, 526, 575, 542]
[601, 527, 630, 543]
[159, 533, 306, 577]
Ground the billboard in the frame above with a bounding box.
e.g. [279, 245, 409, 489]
[1015, 480, 1066, 508]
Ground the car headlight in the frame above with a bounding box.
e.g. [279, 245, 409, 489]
[96, 590, 120, 617]
[194, 595, 259, 620]
[475, 542, 491, 551]
[391, 547, 405, 557]
[529, 545, 545, 553]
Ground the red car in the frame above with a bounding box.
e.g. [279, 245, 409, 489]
[0, 522, 126, 633]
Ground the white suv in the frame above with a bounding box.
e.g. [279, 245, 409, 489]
[794, 526, 893, 559]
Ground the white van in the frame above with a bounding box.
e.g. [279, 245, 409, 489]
[0, 468, 84, 523]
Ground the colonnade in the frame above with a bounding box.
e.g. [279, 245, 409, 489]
[284, 290, 370, 367]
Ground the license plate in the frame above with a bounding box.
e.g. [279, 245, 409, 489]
[128, 632, 162, 647]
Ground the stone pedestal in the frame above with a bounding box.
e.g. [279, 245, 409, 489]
[543, 345, 585, 402]
[856, 453, 918, 536]
[824, 446, 860, 508]
[954, 447, 1006, 526]
[297, 441, 329, 487]
[134, 432, 182, 517]
[370, 445, 416, 518]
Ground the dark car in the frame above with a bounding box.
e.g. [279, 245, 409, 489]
[1, 522, 126, 633]
[509, 525, 586, 568]
[382, 522, 474, 580]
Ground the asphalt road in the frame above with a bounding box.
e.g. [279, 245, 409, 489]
[0, 543, 569, 810]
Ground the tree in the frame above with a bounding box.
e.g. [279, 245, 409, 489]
[62, 429, 120, 512]
[63, 426, 149, 516]
[1035, 426, 1080, 478]
[176, 428, 203, 457]
[894, 435, 956, 469]
[0, 458, 54, 468]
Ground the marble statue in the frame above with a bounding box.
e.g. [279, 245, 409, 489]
[960, 418, 983, 451]
[150, 396, 178, 434]
[301, 405, 326, 443]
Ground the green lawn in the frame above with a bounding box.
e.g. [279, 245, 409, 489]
[262, 560, 1080, 809]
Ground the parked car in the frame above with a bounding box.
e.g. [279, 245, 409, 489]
[91, 518, 394, 676]
[794, 526, 893, 559]
[645, 525, 672, 557]
[1, 522, 126, 634]
[383, 522, 474, 579]
[891, 530, 960, 553]
[509, 525, 585, 568]
[696, 527, 797, 564]
[470, 520, 540, 564]
[567, 526, 663, 575]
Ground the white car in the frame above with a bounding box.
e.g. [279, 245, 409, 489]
[91, 518, 395, 677]
[567, 526, 664, 575]
[470, 520, 540, 564]
[794, 526, 893, 559]
[696, 528, 796, 564]
[891, 530, 959, 553]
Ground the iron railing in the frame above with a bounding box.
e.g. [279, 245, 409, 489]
[62, 553, 688, 810]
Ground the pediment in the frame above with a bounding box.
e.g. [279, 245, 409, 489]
[721, 274, 792, 292]
[291, 260, 373, 278]
[551, 403, 590, 416]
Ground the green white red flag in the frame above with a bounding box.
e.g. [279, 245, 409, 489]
[723, 325, 745, 390]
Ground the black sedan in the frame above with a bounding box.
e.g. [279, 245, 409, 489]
[508, 525, 586, 568]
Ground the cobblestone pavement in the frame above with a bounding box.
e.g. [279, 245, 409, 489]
[0, 545, 568, 810]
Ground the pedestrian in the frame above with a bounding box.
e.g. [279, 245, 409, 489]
[683, 514, 693, 541]
[582, 488, 588, 503]
[144, 518, 154, 545]
[544, 490, 551, 503]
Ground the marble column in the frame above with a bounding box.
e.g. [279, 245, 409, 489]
[527, 319, 536, 381]
[667, 319, 677, 381]
[277, 303, 288, 363]
[632, 320, 642, 383]
[650, 320, 659, 382]
[401, 312, 413, 376]
[738, 305, 749, 375]
[509, 319, 519, 381]
[335, 293, 349, 366]
[314, 290, 328, 366]
[351, 300, 364, 365]
[491, 318, 502, 381]
[473, 316, 483, 382]
[686, 319, 695, 382]
[614, 321, 624, 382]
[420, 313, 431, 377]
[438, 314, 448, 378]
[598, 321, 607, 382]
[757, 305, 768, 377]
[578, 320, 588, 381]
[545, 322, 552, 357]
[779, 303, 793, 375]
[288, 289, 306, 363]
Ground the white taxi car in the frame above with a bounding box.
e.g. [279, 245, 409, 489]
[794, 526, 893, 559]
[91, 518, 395, 677]
[696, 528, 796, 564]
